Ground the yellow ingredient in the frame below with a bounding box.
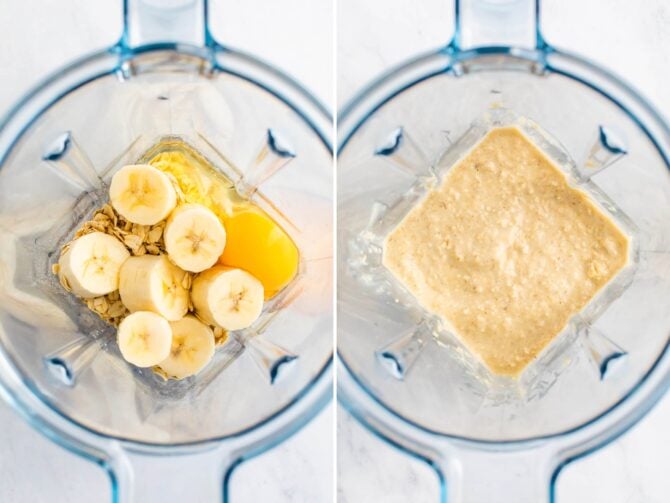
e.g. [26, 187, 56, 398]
[143, 140, 299, 299]
[148, 149, 235, 223]
[218, 209, 299, 299]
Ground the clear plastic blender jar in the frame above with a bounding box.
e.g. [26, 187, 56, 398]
[338, 1, 670, 501]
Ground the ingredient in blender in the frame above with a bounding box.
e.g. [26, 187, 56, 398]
[55, 198, 235, 378]
[218, 209, 299, 299]
[52, 203, 166, 327]
[383, 126, 629, 377]
[54, 137, 298, 379]
[191, 266, 265, 330]
[148, 149, 233, 222]
[57, 231, 130, 298]
[164, 203, 227, 273]
[109, 164, 178, 225]
[147, 144, 299, 299]
[117, 311, 173, 367]
[119, 255, 190, 321]
[159, 316, 216, 379]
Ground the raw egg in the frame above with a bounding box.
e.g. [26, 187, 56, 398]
[219, 209, 299, 299]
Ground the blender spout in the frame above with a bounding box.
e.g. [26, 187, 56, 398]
[120, 0, 211, 49]
[374, 127, 434, 179]
[43, 333, 106, 386]
[42, 131, 103, 193]
[375, 322, 430, 380]
[578, 125, 629, 179]
[450, 0, 544, 51]
[246, 335, 299, 385]
[237, 129, 297, 199]
[582, 327, 628, 380]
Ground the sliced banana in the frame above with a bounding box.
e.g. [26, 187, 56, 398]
[119, 255, 189, 321]
[191, 266, 264, 330]
[58, 231, 130, 299]
[164, 204, 226, 273]
[109, 164, 177, 225]
[158, 315, 215, 379]
[117, 311, 172, 367]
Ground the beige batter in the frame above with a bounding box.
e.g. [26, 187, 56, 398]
[383, 127, 629, 377]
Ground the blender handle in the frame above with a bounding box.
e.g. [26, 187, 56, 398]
[111, 444, 234, 502]
[438, 445, 558, 503]
[339, 361, 561, 502]
[107, 365, 331, 502]
[450, 0, 547, 51]
[119, 0, 215, 49]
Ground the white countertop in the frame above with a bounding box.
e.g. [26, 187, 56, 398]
[0, 1, 333, 502]
[337, 0, 670, 501]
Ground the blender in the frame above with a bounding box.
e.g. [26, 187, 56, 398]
[338, 0, 670, 501]
[0, 0, 332, 501]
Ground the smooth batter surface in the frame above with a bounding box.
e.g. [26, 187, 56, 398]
[383, 127, 629, 377]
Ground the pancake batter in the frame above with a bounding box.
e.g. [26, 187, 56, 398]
[383, 127, 628, 377]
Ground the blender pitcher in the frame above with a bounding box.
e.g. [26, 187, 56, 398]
[0, 0, 332, 501]
[338, 0, 670, 501]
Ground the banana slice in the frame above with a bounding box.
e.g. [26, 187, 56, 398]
[158, 315, 215, 379]
[58, 231, 130, 299]
[164, 204, 227, 273]
[117, 311, 172, 367]
[119, 255, 189, 321]
[109, 164, 177, 225]
[191, 266, 264, 330]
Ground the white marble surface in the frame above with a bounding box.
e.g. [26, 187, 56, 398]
[337, 0, 670, 501]
[0, 1, 333, 502]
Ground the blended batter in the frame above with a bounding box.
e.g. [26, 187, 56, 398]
[383, 127, 628, 377]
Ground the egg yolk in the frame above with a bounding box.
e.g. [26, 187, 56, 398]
[218, 209, 299, 299]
